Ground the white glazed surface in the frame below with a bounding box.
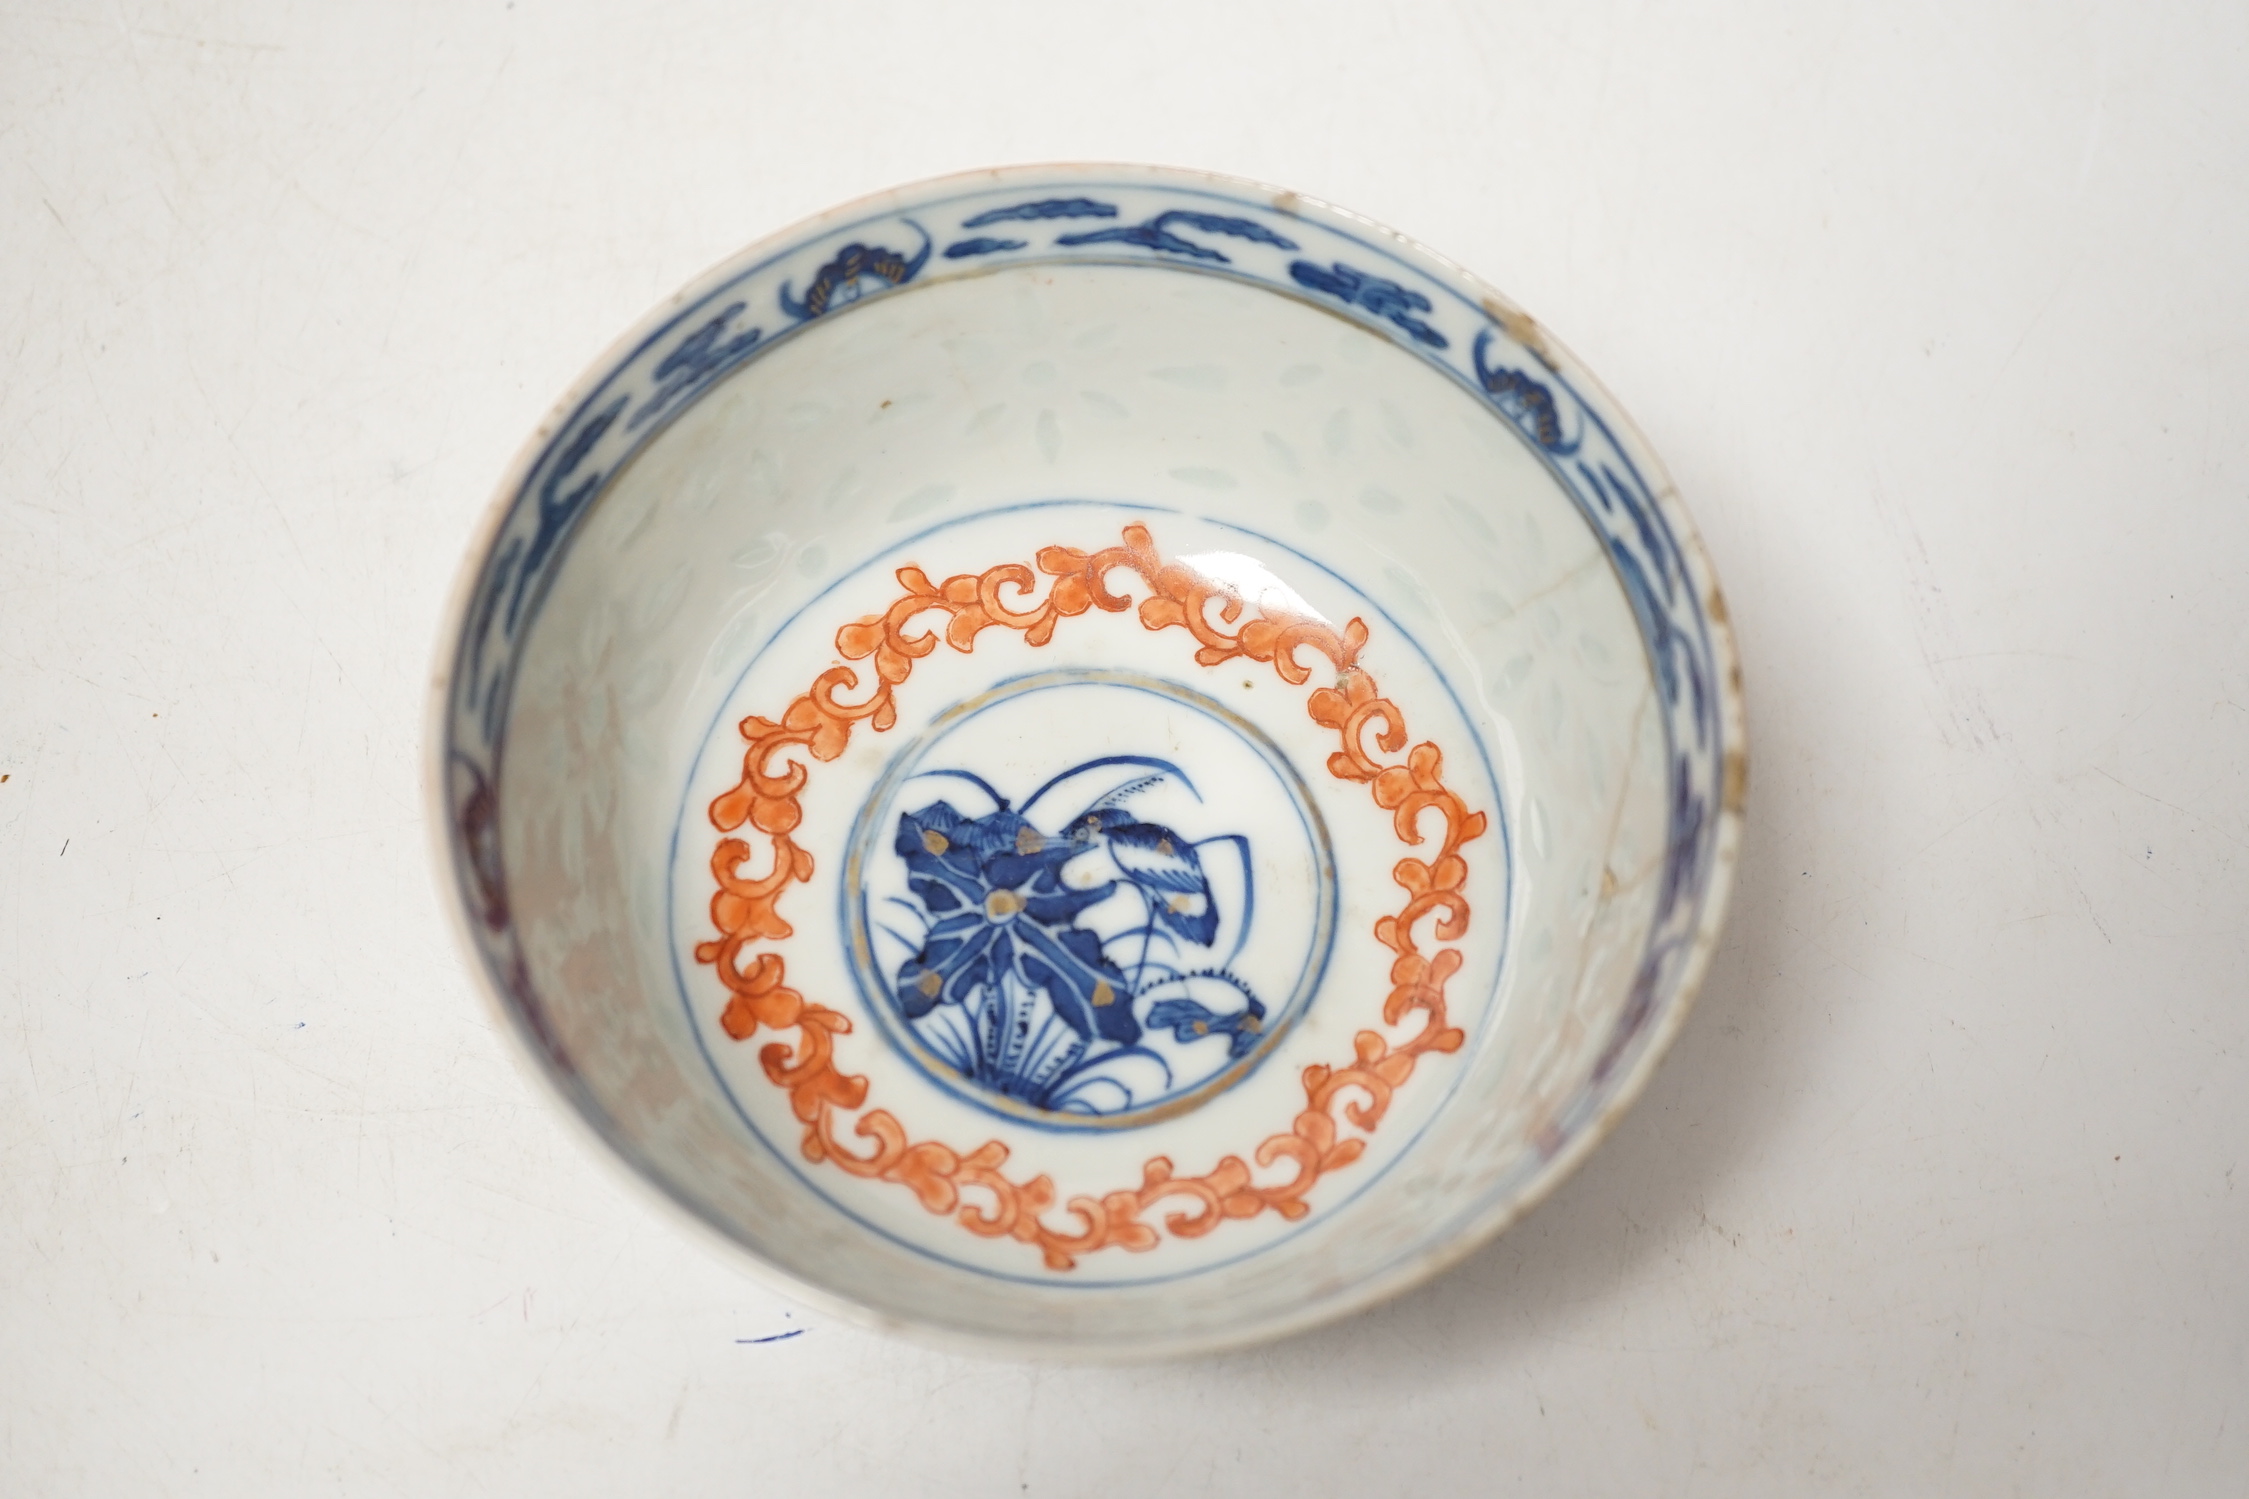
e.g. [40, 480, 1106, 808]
[444, 168, 1740, 1355]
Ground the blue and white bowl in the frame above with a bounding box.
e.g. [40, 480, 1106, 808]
[430, 164, 1746, 1358]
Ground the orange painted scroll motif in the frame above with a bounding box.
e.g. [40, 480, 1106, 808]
[694, 524, 1486, 1269]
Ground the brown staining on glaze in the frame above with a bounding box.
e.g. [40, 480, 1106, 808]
[1481, 295, 1555, 369]
[1722, 749, 1750, 816]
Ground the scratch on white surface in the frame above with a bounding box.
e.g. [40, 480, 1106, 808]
[21, 155, 119, 297]
[1982, 259, 2085, 401]
[1869, 476, 2003, 755]
[1906, 793, 2011, 862]
[2092, 767, 2247, 850]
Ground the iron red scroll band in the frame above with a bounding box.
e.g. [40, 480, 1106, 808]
[694, 524, 1486, 1270]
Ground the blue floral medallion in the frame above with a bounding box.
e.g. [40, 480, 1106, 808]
[843, 669, 1337, 1129]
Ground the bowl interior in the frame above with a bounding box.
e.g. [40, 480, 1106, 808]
[442, 171, 1737, 1356]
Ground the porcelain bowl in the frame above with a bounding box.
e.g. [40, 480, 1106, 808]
[430, 164, 1744, 1359]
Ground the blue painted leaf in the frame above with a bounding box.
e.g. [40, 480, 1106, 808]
[961, 198, 1117, 227]
[630, 303, 764, 430]
[1146, 993, 1267, 1059]
[943, 236, 1027, 259]
[896, 916, 1004, 1018]
[894, 804, 996, 910]
[1054, 224, 1227, 262]
[1108, 821, 1219, 946]
[1287, 260, 1447, 348]
[1153, 211, 1298, 250]
[1023, 882, 1114, 927]
[1053, 208, 1295, 266]
[1014, 922, 1139, 1045]
[908, 875, 962, 914]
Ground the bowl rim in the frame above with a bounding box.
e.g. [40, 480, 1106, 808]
[423, 159, 1747, 1362]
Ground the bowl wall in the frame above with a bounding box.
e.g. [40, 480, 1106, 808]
[433, 166, 1742, 1357]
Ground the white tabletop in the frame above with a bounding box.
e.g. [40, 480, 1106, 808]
[5, 2, 2245, 1493]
